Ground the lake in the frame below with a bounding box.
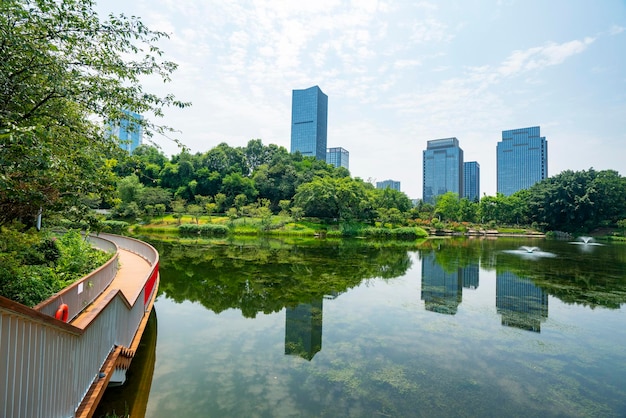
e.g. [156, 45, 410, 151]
[96, 236, 626, 417]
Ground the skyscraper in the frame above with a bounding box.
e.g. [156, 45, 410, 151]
[109, 110, 143, 154]
[290, 86, 328, 160]
[497, 126, 548, 196]
[464, 161, 480, 202]
[376, 180, 401, 191]
[423, 137, 464, 204]
[326, 147, 349, 169]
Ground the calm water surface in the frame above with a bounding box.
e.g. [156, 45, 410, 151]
[97, 237, 626, 417]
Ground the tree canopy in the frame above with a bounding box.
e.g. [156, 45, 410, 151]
[0, 0, 188, 226]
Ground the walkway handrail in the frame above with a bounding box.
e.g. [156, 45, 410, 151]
[0, 233, 159, 418]
[33, 235, 120, 322]
[96, 233, 160, 308]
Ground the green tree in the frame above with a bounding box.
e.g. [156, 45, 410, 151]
[171, 198, 186, 225]
[373, 188, 412, 213]
[458, 198, 478, 223]
[187, 204, 203, 224]
[221, 173, 258, 206]
[278, 199, 291, 216]
[0, 0, 188, 226]
[233, 194, 248, 214]
[293, 176, 371, 221]
[434, 192, 460, 222]
[526, 169, 626, 232]
[214, 193, 227, 213]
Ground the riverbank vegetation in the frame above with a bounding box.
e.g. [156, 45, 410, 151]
[0, 228, 113, 306]
[95, 141, 626, 239]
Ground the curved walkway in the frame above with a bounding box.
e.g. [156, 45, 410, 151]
[72, 249, 152, 328]
[74, 247, 157, 418]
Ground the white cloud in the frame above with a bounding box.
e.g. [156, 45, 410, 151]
[409, 18, 453, 43]
[497, 38, 594, 77]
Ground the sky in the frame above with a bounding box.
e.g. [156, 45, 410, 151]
[97, 0, 626, 199]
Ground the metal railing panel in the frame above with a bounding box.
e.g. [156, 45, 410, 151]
[98, 233, 158, 265]
[1, 233, 160, 418]
[34, 240, 119, 322]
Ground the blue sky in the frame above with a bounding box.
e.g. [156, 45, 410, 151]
[98, 0, 626, 199]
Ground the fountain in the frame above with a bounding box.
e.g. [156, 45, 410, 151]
[503, 246, 556, 259]
[569, 236, 603, 247]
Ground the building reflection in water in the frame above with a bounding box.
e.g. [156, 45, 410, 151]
[496, 271, 548, 332]
[462, 263, 479, 289]
[285, 299, 323, 360]
[421, 252, 463, 315]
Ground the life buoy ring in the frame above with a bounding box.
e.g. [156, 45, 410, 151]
[55, 303, 69, 322]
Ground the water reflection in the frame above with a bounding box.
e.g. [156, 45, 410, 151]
[284, 299, 323, 360]
[95, 308, 158, 417]
[462, 263, 479, 289]
[496, 271, 548, 332]
[112, 235, 626, 417]
[421, 251, 463, 314]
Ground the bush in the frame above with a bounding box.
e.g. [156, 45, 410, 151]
[362, 226, 428, 240]
[394, 227, 429, 239]
[178, 223, 229, 236]
[362, 227, 393, 238]
[0, 228, 113, 306]
[102, 220, 129, 234]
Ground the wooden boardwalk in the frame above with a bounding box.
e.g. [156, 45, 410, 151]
[73, 248, 157, 418]
[73, 249, 152, 328]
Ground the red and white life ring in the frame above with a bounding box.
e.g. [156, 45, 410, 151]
[55, 303, 69, 322]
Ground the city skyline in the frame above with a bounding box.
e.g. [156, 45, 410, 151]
[96, 1, 626, 199]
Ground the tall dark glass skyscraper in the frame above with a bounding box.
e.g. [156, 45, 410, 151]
[464, 161, 480, 202]
[497, 126, 548, 196]
[423, 137, 464, 204]
[290, 86, 328, 160]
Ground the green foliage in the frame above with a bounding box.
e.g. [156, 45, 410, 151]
[102, 220, 130, 234]
[0, 0, 188, 227]
[362, 227, 428, 240]
[178, 223, 229, 236]
[0, 227, 113, 306]
[434, 192, 461, 221]
[525, 169, 626, 232]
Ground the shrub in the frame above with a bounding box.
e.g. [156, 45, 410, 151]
[179, 223, 229, 236]
[0, 228, 113, 306]
[393, 227, 429, 239]
[102, 220, 129, 234]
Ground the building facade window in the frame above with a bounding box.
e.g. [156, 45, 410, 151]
[376, 179, 401, 191]
[423, 137, 464, 204]
[291, 86, 328, 161]
[464, 161, 480, 202]
[497, 126, 548, 196]
[326, 147, 349, 169]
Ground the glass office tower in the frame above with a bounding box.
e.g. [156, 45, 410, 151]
[109, 110, 143, 154]
[326, 147, 349, 169]
[423, 137, 464, 204]
[376, 180, 401, 191]
[290, 86, 328, 161]
[464, 161, 480, 202]
[497, 126, 548, 196]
